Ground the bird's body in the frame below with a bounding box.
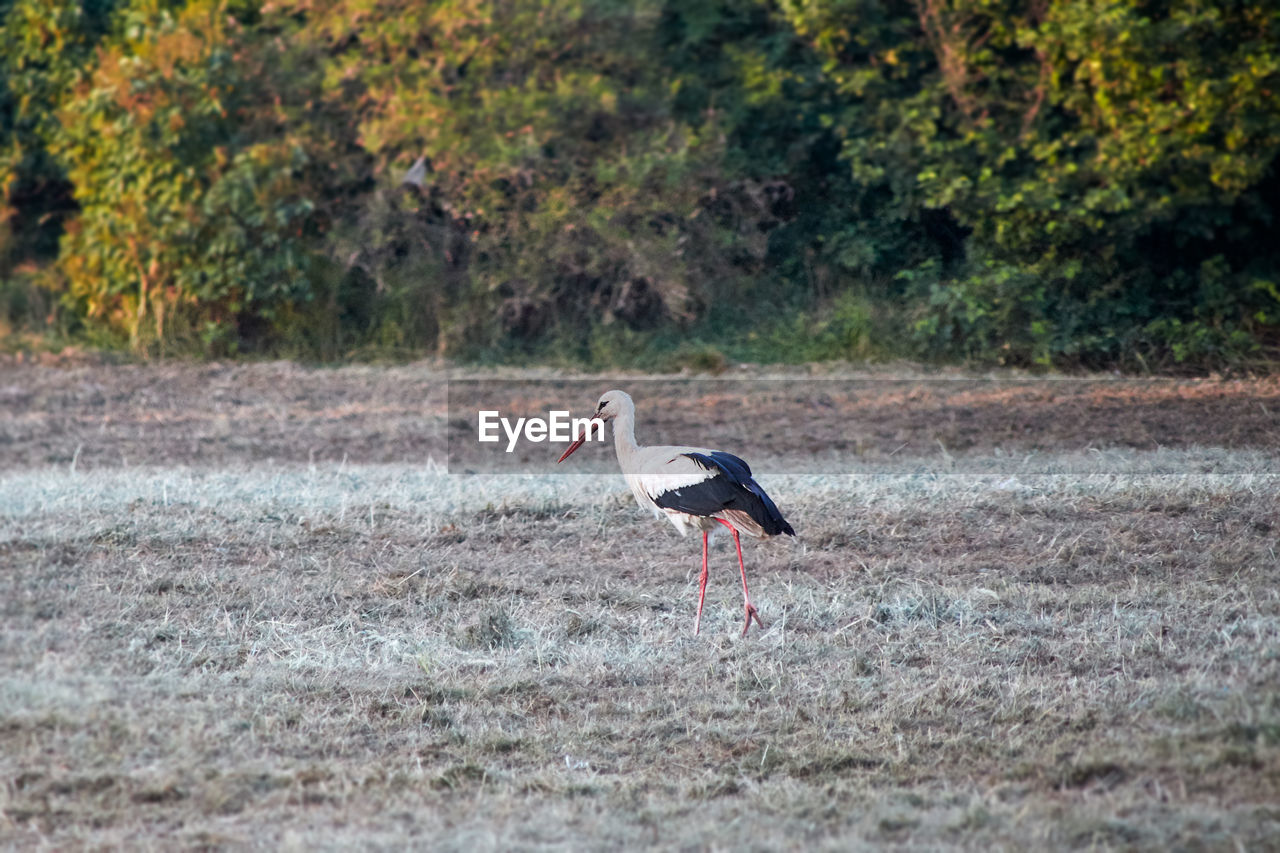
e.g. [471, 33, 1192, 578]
[621, 445, 793, 539]
[558, 390, 794, 635]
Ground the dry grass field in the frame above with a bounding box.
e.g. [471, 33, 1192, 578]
[2, 362, 1279, 850]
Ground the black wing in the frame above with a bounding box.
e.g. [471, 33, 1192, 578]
[651, 451, 795, 536]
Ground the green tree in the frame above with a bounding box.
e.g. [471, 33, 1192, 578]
[0, 0, 117, 271]
[50, 0, 320, 351]
[287, 0, 755, 353]
[780, 0, 1280, 366]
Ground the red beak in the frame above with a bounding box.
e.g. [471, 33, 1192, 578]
[557, 435, 587, 463]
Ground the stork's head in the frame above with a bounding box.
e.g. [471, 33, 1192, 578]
[592, 389, 631, 423]
[556, 389, 631, 463]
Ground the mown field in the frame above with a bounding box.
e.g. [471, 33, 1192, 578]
[2, 362, 1279, 849]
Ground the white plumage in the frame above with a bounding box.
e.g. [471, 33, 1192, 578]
[623, 445, 729, 533]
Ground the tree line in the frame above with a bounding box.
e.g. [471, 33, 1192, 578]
[2, 0, 1277, 368]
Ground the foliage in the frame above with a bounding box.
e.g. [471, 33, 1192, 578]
[782, 0, 1280, 368]
[1, 0, 1277, 367]
[47, 1, 322, 352]
[0, 0, 117, 271]
[287, 0, 744, 353]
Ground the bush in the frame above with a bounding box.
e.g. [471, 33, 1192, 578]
[0, 0, 1276, 369]
[49, 2, 322, 354]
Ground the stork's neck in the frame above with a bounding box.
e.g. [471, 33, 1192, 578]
[612, 403, 640, 465]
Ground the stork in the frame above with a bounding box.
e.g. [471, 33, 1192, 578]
[557, 390, 794, 636]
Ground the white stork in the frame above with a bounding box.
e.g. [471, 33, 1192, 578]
[557, 390, 794, 636]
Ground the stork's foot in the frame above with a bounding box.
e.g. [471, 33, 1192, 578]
[741, 603, 765, 636]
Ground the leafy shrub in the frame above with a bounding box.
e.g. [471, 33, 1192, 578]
[50, 1, 321, 353]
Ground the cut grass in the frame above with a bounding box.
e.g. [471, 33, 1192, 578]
[2, 447, 1278, 848]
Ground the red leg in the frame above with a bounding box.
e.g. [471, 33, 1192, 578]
[694, 530, 709, 635]
[716, 519, 765, 636]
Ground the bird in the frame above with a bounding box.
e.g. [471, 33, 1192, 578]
[557, 389, 794, 636]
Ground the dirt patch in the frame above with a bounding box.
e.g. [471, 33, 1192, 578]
[2, 364, 1277, 471]
[0, 361, 447, 469]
